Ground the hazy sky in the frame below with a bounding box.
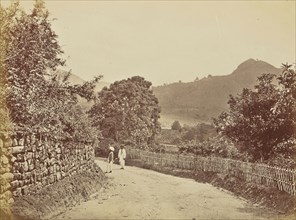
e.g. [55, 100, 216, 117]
[3, 0, 296, 85]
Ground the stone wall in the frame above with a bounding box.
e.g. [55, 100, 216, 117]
[0, 133, 13, 219]
[0, 131, 97, 217]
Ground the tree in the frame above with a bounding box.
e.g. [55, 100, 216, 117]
[214, 65, 296, 162]
[0, 1, 20, 131]
[180, 123, 216, 143]
[1, 0, 100, 142]
[171, 120, 182, 131]
[89, 76, 161, 148]
[36, 73, 101, 140]
[3, 0, 65, 128]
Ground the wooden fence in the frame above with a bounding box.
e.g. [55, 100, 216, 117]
[128, 149, 296, 195]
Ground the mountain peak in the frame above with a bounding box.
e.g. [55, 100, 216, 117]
[237, 58, 262, 68]
[232, 59, 277, 75]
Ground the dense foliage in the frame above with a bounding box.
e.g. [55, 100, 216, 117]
[179, 135, 245, 159]
[214, 65, 296, 164]
[156, 123, 216, 146]
[89, 76, 161, 148]
[1, 1, 99, 141]
[181, 123, 216, 142]
[0, 1, 18, 131]
[171, 120, 182, 131]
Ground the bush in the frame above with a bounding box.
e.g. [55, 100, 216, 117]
[171, 120, 182, 131]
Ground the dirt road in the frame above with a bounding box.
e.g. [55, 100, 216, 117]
[57, 159, 277, 220]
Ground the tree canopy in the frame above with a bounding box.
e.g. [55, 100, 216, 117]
[214, 64, 296, 163]
[171, 120, 182, 131]
[1, 0, 100, 142]
[89, 76, 161, 148]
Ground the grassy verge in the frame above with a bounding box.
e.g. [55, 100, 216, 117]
[11, 165, 106, 220]
[126, 158, 295, 217]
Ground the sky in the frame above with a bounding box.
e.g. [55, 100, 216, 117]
[2, 0, 296, 85]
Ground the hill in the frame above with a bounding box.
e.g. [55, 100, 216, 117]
[153, 59, 281, 127]
[54, 69, 110, 92]
[53, 70, 110, 111]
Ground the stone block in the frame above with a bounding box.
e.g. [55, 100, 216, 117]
[12, 163, 19, 173]
[56, 172, 61, 180]
[34, 151, 39, 159]
[13, 187, 22, 197]
[18, 180, 25, 187]
[35, 160, 41, 170]
[12, 146, 25, 154]
[48, 166, 54, 174]
[41, 178, 48, 186]
[56, 147, 62, 154]
[10, 156, 17, 163]
[18, 138, 24, 146]
[25, 144, 32, 152]
[30, 135, 36, 144]
[49, 174, 55, 184]
[12, 139, 17, 147]
[50, 158, 55, 165]
[10, 180, 19, 190]
[21, 161, 29, 172]
[28, 163, 34, 171]
[44, 158, 50, 167]
[26, 152, 34, 160]
[26, 158, 32, 165]
[16, 154, 25, 162]
[36, 174, 41, 182]
[21, 186, 29, 195]
[24, 172, 31, 180]
[56, 153, 62, 160]
[53, 164, 57, 173]
[41, 168, 47, 176]
[24, 136, 30, 145]
[36, 144, 43, 151]
[30, 175, 35, 184]
[13, 173, 22, 180]
[31, 146, 36, 152]
[61, 171, 66, 178]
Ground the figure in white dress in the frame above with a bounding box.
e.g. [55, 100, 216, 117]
[118, 145, 126, 169]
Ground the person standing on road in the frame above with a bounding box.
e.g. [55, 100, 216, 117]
[106, 146, 114, 173]
[118, 145, 126, 169]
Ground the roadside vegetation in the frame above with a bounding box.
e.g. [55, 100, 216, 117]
[155, 66, 296, 169]
[214, 65, 296, 168]
[88, 76, 161, 152]
[0, 1, 100, 144]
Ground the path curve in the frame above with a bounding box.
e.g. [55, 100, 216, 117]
[57, 159, 276, 219]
